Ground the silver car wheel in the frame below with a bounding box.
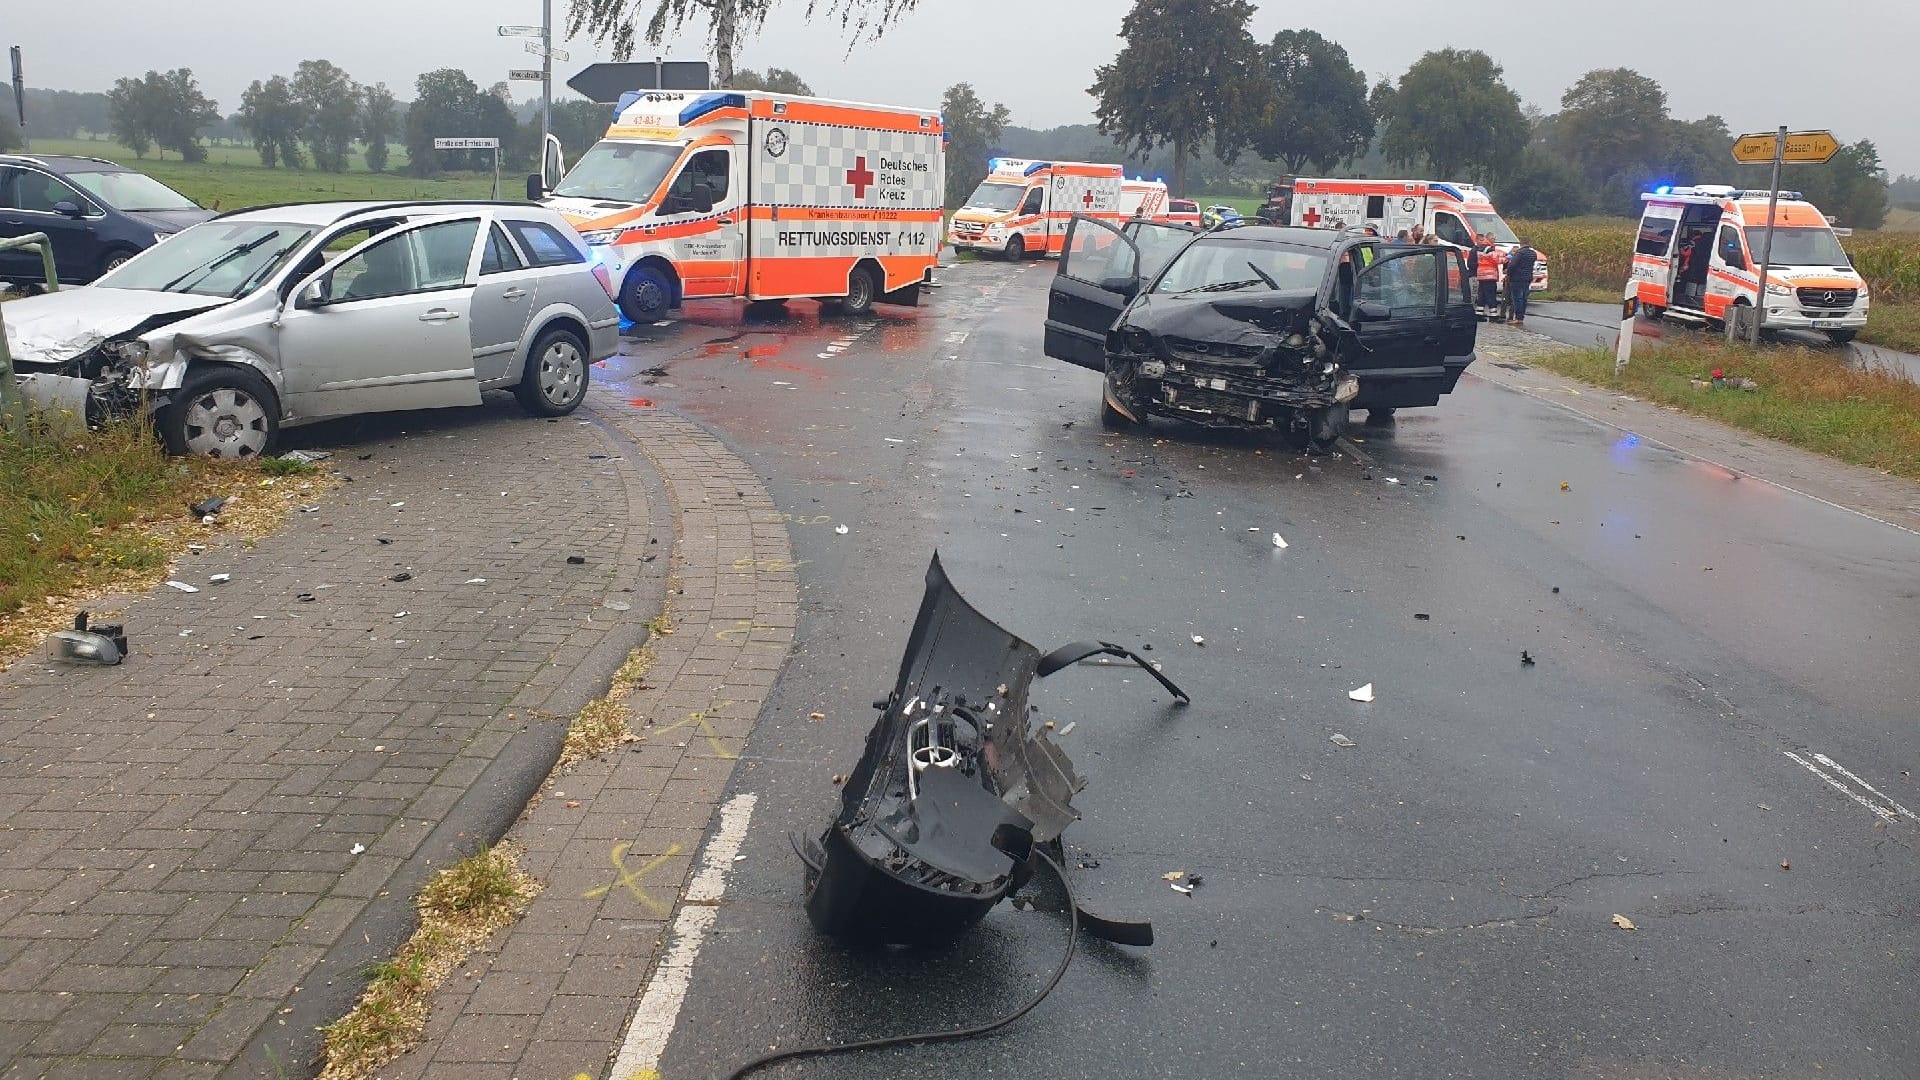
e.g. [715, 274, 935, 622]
[538, 339, 585, 407]
[181, 387, 271, 459]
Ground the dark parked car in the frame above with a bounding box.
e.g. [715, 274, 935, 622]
[1043, 216, 1477, 447]
[0, 154, 215, 285]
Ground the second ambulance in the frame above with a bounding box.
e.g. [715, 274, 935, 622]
[1628, 185, 1868, 344]
[948, 159, 1170, 259]
[1279, 178, 1549, 295]
[538, 90, 944, 323]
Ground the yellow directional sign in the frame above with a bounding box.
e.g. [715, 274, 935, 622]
[1732, 130, 1840, 165]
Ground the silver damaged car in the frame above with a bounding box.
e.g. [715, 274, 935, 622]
[5, 200, 622, 457]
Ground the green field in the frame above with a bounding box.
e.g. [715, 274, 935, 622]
[23, 138, 497, 210]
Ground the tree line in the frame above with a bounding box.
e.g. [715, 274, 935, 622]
[1071, 0, 1892, 227]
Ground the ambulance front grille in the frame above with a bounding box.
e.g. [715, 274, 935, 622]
[1796, 287, 1856, 309]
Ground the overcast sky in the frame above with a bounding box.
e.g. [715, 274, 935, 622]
[12, 0, 1917, 174]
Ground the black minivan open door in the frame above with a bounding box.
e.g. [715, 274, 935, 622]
[1335, 244, 1478, 410]
[1120, 218, 1202, 281]
[1044, 215, 1140, 372]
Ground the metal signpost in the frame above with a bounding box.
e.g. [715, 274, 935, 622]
[499, 7, 560, 172]
[434, 137, 502, 198]
[1730, 128, 1840, 345]
[9, 46, 23, 130]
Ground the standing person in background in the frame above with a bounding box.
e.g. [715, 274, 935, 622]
[1505, 239, 1539, 328]
[1474, 233, 1503, 320]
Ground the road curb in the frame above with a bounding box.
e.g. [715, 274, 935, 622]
[375, 392, 798, 1080]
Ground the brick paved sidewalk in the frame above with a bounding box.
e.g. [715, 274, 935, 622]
[374, 400, 797, 1080]
[0, 401, 667, 1080]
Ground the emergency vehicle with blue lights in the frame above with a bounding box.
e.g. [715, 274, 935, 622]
[536, 90, 944, 323]
[1279, 177, 1549, 294]
[947, 159, 1170, 260]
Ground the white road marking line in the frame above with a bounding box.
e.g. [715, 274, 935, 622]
[607, 792, 759, 1080]
[1782, 751, 1898, 824]
[945, 331, 970, 344]
[1812, 754, 1915, 820]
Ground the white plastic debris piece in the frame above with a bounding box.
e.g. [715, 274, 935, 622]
[374, 745, 386, 752]
[884, 437, 905, 444]
[1272, 533, 1288, 549]
[209, 573, 231, 584]
[1348, 683, 1375, 703]
[186, 544, 206, 553]
[1330, 733, 1356, 747]
[297, 505, 320, 513]
[1057, 721, 1077, 737]
[1384, 477, 1402, 485]
[1190, 634, 1205, 646]
[465, 578, 487, 585]
[1171, 882, 1194, 895]
[165, 581, 200, 593]
[350, 843, 367, 855]
[390, 501, 406, 508]
[278, 449, 332, 464]
[834, 524, 850, 535]
[393, 611, 410, 619]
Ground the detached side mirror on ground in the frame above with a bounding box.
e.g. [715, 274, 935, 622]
[526, 174, 544, 203]
[52, 201, 86, 219]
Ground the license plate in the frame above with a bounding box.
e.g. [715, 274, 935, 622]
[1811, 320, 1842, 328]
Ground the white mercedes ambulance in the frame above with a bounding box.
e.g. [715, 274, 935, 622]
[537, 90, 944, 322]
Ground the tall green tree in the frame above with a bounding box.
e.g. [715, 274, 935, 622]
[404, 69, 522, 176]
[939, 82, 1011, 211]
[238, 76, 306, 168]
[108, 70, 217, 161]
[1555, 68, 1669, 189]
[291, 60, 362, 173]
[731, 67, 814, 95]
[1378, 49, 1526, 182]
[361, 83, 398, 173]
[551, 98, 613, 162]
[1251, 29, 1373, 174]
[1761, 139, 1890, 229]
[1089, 0, 1270, 194]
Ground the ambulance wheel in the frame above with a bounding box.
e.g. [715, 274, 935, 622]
[841, 264, 878, 316]
[619, 265, 673, 324]
[1005, 235, 1025, 261]
[1825, 328, 1858, 345]
[1643, 305, 1665, 320]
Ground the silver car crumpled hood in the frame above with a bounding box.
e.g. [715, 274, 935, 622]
[4, 287, 230, 371]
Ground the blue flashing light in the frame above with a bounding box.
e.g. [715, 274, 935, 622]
[989, 157, 1004, 170]
[1023, 161, 1047, 176]
[677, 92, 747, 126]
[614, 91, 643, 118]
[1654, 185, 1672, 195]
[1431, 182, 1465, 201]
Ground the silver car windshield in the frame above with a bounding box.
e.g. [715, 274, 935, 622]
[553, 142, 682, 204]
[93, 221, 315, 298]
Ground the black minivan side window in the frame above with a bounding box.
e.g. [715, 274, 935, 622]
[504, 220, 587, 267]
[13, 169, 86, 214]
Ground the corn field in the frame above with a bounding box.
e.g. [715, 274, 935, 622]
[1513, 218, 1920, 304]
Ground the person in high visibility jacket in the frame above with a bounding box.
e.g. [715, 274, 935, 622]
[1474, 234, 1504, 321]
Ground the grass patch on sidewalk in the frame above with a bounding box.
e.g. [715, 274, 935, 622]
[555, 609, 673, 771]
[1859, 303, 1920, 354]
[318, 844, 539, 1080]
[1530, 336, 1920, 480]
[0, 414, 336, 665]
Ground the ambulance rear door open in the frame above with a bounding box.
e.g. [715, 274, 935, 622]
[1636, 199, 1724, 316]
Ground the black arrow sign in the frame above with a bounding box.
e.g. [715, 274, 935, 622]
[567, 61, 711, 103]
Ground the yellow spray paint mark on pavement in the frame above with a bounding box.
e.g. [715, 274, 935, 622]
[640, 703, 739, 759]
[582, 841, 685, 914]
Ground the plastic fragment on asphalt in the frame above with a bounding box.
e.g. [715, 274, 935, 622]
[165, 581, 199, 593]
[1191, 634, 1205, 646]
[1348, 684, 1374, 703]
[629, 397, 655, 408]
[1560, 481, 1571, 492]
[190, 497, 228, 517]
[350, 843, 367, 855]
[1521, 651, 1536, 667]
[1162, 870, 1186, 881]
[297, 505, 320, 513]
[278, 449, 332, 464]
[389, 572, 412, 583]
[209, 574, 231, 584]
[1330, 733, 1356, 747]
[566, 555, 587, 565]
[1272, 533, 1287, 548]
[1611, 914, 1636, 930]
[1171, 883, 1194, 895]
[465, 578, 487, 584]
[390, 502, 405, 508]
[1384, 477, 1401, 484]
[834, 524, 850, 535]
[1414, 613, 1430, 621]
[884, 438, 904, 444]
[393, 611, 410, 619]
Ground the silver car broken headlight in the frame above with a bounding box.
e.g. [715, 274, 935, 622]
[103, 339, 151, 364]
[1138, 359, 1167, 379]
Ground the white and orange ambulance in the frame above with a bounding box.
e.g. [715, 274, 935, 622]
[948, 160, 1169, 260]
[1628, 185, 1869, 343]
[1279, 178, 1549, 294]
[536, 90, 944, 323]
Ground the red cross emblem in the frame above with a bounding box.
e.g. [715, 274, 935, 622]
[1082, 190, 1096, 208]
[846, 157, 876, 199]
[1300, 206, 1322, 227]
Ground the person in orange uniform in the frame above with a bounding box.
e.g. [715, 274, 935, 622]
[1474, 233, 1504, 321]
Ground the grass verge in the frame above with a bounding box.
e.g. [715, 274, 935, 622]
[317, 844, 540, 1080]
[554, 608, 674, 771]
[0, 414, 333, 664]
[1527, 336, 1920, 480]
[1858, 303, 1920, 353]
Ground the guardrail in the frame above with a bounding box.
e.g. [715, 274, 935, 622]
[0, 233, 61, 426]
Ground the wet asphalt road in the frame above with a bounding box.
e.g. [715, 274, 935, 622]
[1526, 300, 1920, 383]
[596, 264, 1919, 1080]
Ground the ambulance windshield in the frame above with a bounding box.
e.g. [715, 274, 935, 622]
[553, 141, 683, 204]
[964, 182, 1027, 212]
[1463, 212, 1518, 245]
[1742, 226, 1849, 267]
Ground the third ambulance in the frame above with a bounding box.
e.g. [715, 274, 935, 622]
[947, 159, 1169, 260]
[1279, 178, 1549, 294]
[1629, 185, 1869, 343]
[538, 90, 944, 323]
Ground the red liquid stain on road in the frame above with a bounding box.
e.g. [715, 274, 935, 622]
[629, 398, 655, 408]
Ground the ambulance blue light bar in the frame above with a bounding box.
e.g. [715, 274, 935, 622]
[615, 92, 642, 118]
[678, 92, 747, 126]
